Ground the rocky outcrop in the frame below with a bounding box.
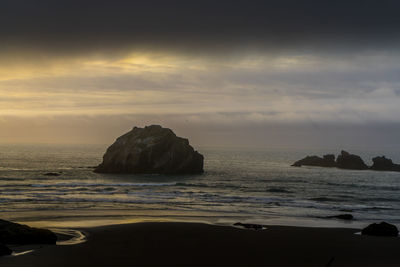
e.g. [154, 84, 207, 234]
[95, 125, 204, 174]
[292, 150, 400, 172]
[336, 150, 368, 170]
[361, 222, 399, 237]
[0, 219, 57, 245]
[0, 243, 12, 256]
[370, 156, 400, 172]
[292, 154, 336, 167]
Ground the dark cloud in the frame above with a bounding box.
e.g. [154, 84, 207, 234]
[1, 0, 400, 56]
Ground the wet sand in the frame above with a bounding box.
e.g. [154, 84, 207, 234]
[1, 222, 399, 266]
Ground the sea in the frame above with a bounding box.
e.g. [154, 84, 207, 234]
[0, 144, 399, 229]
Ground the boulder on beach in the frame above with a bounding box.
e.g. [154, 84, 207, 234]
[0, 219, 57, 245]
[0, 243, 12, 256]
[336, 150, 368, 170]
[370, 156, 400, 172]
[361, 222, 399, 237]
[95, 125, 204, 175]
[292, 154, 336, 167]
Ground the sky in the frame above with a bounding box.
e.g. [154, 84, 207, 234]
[1, 0, 400, 149]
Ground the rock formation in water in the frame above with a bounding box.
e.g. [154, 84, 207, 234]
[95, 125, 204, 174]
[336, 150, 368, 170]
[370, 156, 400, 172]
[292, 150, 400, 172]
[292, 154, 336, 167]
[361, 222, 399, 237]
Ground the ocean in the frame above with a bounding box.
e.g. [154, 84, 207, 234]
[0, 144, 399, 229]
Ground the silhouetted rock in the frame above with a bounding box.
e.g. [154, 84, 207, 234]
[292, 154, 336, 167]
[292, 151, 400, 173]
[0, 243, 12, 256]
[326, 214, 354, 220]
[234, 222, 265, 230]
[361, 222, 399, 237]
[95, 125, 204, 174]
[336, 150, 368, 170]
[370, 156, 400, 172]
[0, 219, 57, 245]
[43, 172, 61, 176]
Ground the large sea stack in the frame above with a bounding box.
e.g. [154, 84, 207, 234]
[95, 125, 204, 174]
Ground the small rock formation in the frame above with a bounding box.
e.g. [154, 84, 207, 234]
[0, 219, 57, 245]
[361, 222, 399, 237]
[370, 156, 400, 172]
[95, 125, 204, 174]
[326, 214, 354, 220]
[292, 154, 336, 167]
[291, 150, 400, 171]
[336, 150, 368, 170]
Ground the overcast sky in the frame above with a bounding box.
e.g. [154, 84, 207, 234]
[1, 0, 400, 149]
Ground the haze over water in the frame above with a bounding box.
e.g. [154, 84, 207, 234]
[1, 144, 399, 229]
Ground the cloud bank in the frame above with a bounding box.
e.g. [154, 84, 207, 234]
[1, 1, 400, 148]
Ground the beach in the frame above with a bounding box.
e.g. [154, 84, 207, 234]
[1, 222, 399, 266]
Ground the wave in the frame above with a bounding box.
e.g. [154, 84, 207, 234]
[326, 182, 400, 191]
[0, 167, 36, 171]
[30, 182, 178, 188]
[175, 182, 210, 188]
[358, 197, 400, 202]
[309, 197, 338, 202]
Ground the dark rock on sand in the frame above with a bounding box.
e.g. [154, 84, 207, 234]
[292, 154, 336, 167]
[326, 214, 354, 220]
[43, 172, 61, 176]
[336, 150, 368, 170]
[0, 219, 57, 245]
[361, 222, 399, 237]
[95, 125, 204, 174]
[0, 243, 12, 256]
[233, 222, 265, 230]
[370, 156, 400, 172]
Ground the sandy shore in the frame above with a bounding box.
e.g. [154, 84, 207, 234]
[1, 222, 399, 266]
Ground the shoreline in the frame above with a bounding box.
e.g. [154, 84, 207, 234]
[1, 221, 399, 266]
[8, 209, 398, 230]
